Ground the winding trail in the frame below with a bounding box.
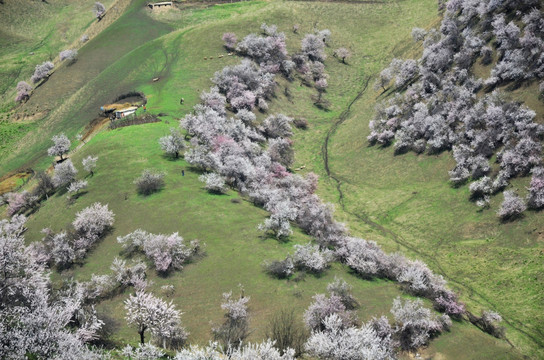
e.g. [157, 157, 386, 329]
[320, 77, 543, 351]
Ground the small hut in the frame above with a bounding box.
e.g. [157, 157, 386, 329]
[148, 1, 173, 9]
[114, 106, 138, 119]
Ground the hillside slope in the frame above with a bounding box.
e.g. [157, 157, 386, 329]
[0, 0, 541, 358]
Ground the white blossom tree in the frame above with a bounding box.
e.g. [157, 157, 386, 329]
[305, 314, 394, 360]
[52, 159, 78, 187]
[159, 128, 186, 159]
[117, 230, 199, 273]
[213, 291, 251, 348]
[391, 297, 450, 350]
[292, 243, 334, 273]
[498, 190, 527, 220]
[59, 49, 78, 62]
[48, 133, 71, 160]
[0, 215, 103, 358]
[82, 155, 98, 176]
[67, 180, 88, 198]
[72, 202, 114, 257]
[125, 290, 187, 345]
[334, 48, 351, 64]
[31, 61, 54, 83]
[199, 172, 227, 193]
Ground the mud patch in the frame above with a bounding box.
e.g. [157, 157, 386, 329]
[0, 170, 33, 195]
[81, 117, 111, 143]
[111, 91, 147, 105]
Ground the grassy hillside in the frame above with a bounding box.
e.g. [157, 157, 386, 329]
[22, 120, 519, 359]
[0, 0, 541, 357]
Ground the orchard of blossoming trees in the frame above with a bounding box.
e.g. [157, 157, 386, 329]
[179, 22, 466, 336]
[1, 13, 516, 358]
[369, 0, 544, 218]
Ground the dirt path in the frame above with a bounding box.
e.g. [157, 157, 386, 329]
[319, 78, 542, 351]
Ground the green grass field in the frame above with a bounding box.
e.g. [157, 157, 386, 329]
[1, 0, 542, 357]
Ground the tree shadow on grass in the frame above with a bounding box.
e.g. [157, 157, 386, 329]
[161, 153, 183, 162]
[258, 232, 290, 244]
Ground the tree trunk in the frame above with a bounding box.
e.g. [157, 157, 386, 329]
[139, 330, 145, 344]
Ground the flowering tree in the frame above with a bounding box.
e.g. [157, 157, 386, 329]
[391, 297, 450, 350]
[52, 159, 78, 187]
[497, 190, 527, 220]
[292, 243, 334, 273]
[5, 191, 35, 217]
[59, 49, 78, 62]
[125, 290, 187, 345]
[0, 215, 103, 358]
[117, 229, 199, 273]
[327, 277, 358, 310]
[305, 314, 394, 360]
[31, 61, 54, 83]
[304, 293, 356, 332]
[213, 291, 251, 348]
[301, 34, 326, 62]
[93, 2, 106, 19]
[82, 155, 98, 176]
[47, 133, 71, 160]
[199, 172, 227, 193]
[222, 32, 237, 50]
[333, 47, 351, 64]
[268, 138, 294, 167]
[159, 128, 185, 158]
[15, 81, 32, 102]
[527, 166, 544, 209]
[67, 180, 88, 198]
[263, 114, 293, 138]
[259, 200, 297, 239]
[317, 29, 331, 44]
[72, 202, 114, 258]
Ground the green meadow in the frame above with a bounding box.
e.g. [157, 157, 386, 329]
[1, 0, 541, 357]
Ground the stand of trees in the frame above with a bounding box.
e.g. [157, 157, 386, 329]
[369, 0, 544, 218]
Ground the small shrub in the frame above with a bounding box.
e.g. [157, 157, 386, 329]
[222, 32, 237, 50]
[134, 169, 165, 195]
[264, 257, 294, 279]
[266, 309, 308, 357]
[293, 118, 308, 129]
